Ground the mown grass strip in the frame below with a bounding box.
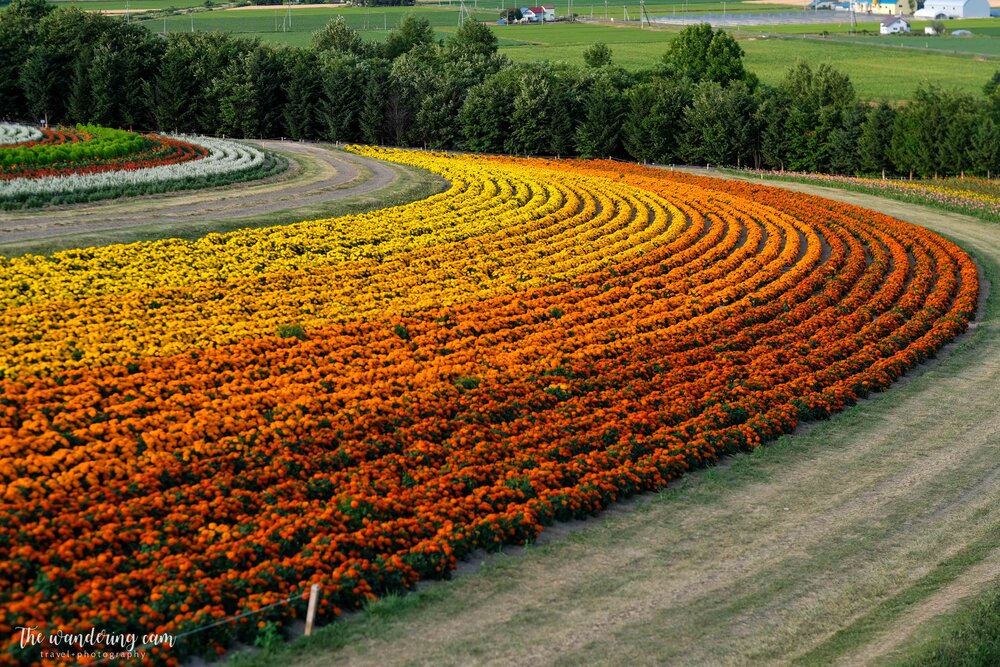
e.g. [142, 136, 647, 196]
[793, 521, 1000, 666]
[891, 585, 1000, 666]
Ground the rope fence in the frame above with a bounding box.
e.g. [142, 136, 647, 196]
[87, 584, 322, 666]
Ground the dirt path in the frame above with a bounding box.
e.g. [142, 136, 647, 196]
[285, 177, 1000, 667]
[0, 142, 400, 247]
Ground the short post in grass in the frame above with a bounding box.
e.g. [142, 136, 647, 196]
[304, 584, 320, 637]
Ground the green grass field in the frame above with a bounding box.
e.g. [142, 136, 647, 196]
[50, 0, 208, 9]
[4, 0, 977, 99]
[743, 15, 1000, 33]
[138, 5, 496, 46]
[744, 17, 1000, 58]
[495, 26, 999, 98]
[131, 8, 1000, 99]
[796, 33, 1000, 57]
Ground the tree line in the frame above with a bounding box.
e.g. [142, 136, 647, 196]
[3, 0, 1000, 178]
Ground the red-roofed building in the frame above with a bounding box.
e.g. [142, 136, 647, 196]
[520, 5, 555, 20]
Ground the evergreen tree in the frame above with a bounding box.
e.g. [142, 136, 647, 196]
[757, 86, 790, 170]
[149, 39, 198, 132]
[320, 54, 366, 143]
[33, 8, 118, 123]
[283, 51, 322, 139]
[941, 104, 976, 176]
[66, 49, 93, 124]
[217, 55, 258, 138]
[19, 45, 59, 125]
[828, 103, 865, 175]
[548, 73, 579, 157]
[968, 115, 1000, 177]
[0, 0, 52, 119]
[575, 74, 624, 158]
[858, 103, 896, 177]
[360, 62, 390, 144]
[507, 74, 552, 155]
[87, 42, 118, 126]
[890, 102, 927, 179]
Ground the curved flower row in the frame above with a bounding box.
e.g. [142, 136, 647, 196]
[0, 136, 273, 207]
[0, 135, 208, 181]
[744, 169, 1000, 221]
[0, 126, 149, 170]
[0, 123, 42, 146]
[0, 150, 978, 666]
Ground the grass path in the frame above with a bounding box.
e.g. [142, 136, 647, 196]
[227, 174, 1000, 667]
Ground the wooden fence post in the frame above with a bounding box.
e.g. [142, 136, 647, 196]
[304, 584, 320, 637]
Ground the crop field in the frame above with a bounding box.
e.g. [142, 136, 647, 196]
[746, 15, 1000, 33]
[801, 33, 1000, 57]
[496, 26, 1000, 97]
[0, 127, 982, 663]
[48, 0, 208, 10]
[126, 5, 1000, 99]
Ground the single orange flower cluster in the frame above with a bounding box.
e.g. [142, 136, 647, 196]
[0, 150, 978, 666]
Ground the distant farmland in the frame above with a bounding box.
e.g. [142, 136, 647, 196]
[31, 0, 1000, 99]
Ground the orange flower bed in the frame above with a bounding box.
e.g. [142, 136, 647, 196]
[0, 152, 978, 666]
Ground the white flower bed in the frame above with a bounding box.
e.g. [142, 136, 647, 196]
[0, 123, 43, 146]
[0, 135, 267, 200]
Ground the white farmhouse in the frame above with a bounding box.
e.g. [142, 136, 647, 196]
[880, 15, 910, 32]
[914, 0, 990, 18]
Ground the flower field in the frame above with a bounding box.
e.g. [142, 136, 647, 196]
[0, 149, 979, 665]
[0, 124, 283, 209]
[0, 125, 42, 147]
[743, 169, 1000, 223]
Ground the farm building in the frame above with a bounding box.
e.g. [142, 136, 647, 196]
[880, 15, 910, 32]
[914, 0, 990, 18]
[853, 0, 904, 15]
[519, 6, 555, 20]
